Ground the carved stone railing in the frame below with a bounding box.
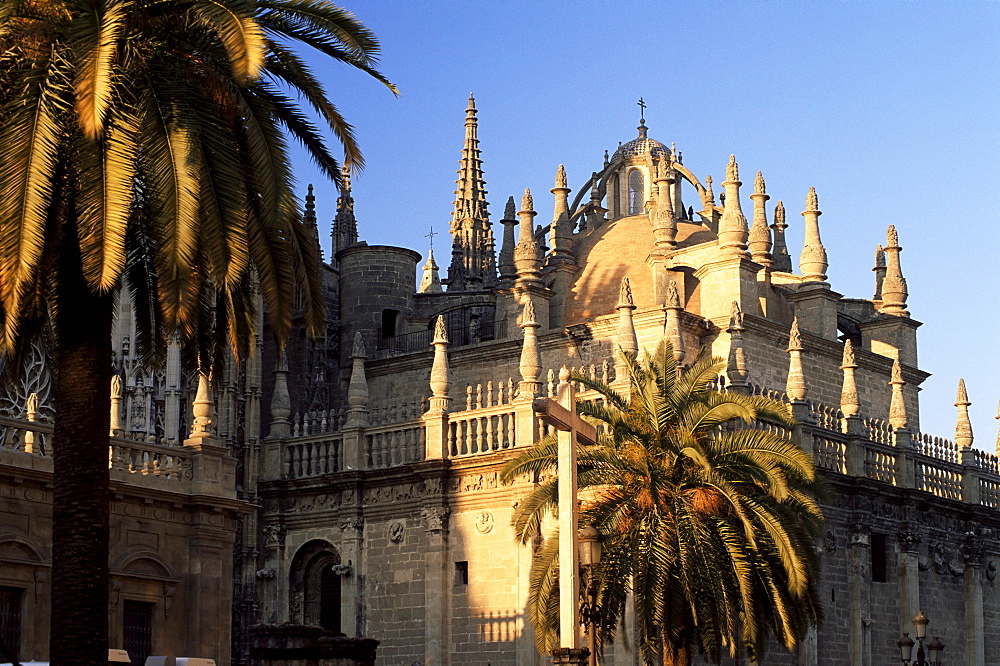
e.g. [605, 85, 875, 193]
[286, 433, 344, 478]
[110, 436, 193, 480]
[447, 404, 517, 457]
[366, 420, 424, 468]
[0, 414, 53, 455]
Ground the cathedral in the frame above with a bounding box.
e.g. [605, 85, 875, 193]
[1, 95, 999, 666]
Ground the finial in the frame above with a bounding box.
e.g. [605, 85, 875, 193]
[555, 164, 567, 189]
[957, 378, 970, 406]
[704, 175, 715, 205]
[805, 186, 819, 211]
[352, 331, 366, 358]
[787, 317, 803, 350]
[728, 301, 744, 331]
[504, 196, 516, 220]
[466, 92, 476, 112]
[559, 366, 571, 383]
[887, 224, 899, 247]
[842, 339, 856, 367]
[665, 279, 681, 308]
[522, 188, 534, 212]
[888, 358, 907, 429]
[433, 315, 448, 344]
[603, 149, 609, 167]
[618, 277, 634, 309]
[875, 244, 886, 267]
[754, 171, 765, 196]
[774, 200, 785, 226]
[637, 96, 646, 121]
[522, 299, 536, 326]
[891, 358, 904, 385]
[726, 155, 739, 182]
[425, 226, 437, 249]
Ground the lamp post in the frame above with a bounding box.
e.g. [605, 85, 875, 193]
[578, 524, 603, 666]
[898, 611, 945, 665]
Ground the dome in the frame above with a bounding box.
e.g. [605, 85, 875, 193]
[611, 120, 669, 162]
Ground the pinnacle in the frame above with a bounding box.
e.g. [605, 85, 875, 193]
[805, 187, 819, 213]
[773, 201, 786, 226]
[956, 378, 970, 406]
[504, 196, 516, 220]
[521, 188, 534, 212]
[886, 224, 899, 247]
[726, 155, 739, 183]
[754, 171, 766, 196]
[555, 164, 568, 189]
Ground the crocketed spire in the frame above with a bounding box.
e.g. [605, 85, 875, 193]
[417, 249, 442, 294]
[799, 187, 828, 282]
[332, 166, 358, 258]
[447, 94, 496, 291]
[770, 200, 792, 272]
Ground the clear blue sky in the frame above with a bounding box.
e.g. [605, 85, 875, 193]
[288, 1, 1000, 446]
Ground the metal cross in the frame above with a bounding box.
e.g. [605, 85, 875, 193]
[637, 97, 646, 121]
[425, 226, 437, 249]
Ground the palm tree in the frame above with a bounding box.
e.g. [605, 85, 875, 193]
[502, 339, 824, 665]
[0, 0, 394, 662]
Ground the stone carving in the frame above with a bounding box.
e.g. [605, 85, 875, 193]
[823, 531, 836, 552]
[340, 517, 364, 535]
[388, 521, 405, 543]
[921, 542, 964, 576]
[422, 506, 450, 532]
[475, 510, 495, 534]
[330, 563, 353, 576]
[256, 568, 276, 580]
[352, 332, 367, 359]
[263, 524, 286, 548]
[987, 561, 997, 582]
[897, 530, 920, 554]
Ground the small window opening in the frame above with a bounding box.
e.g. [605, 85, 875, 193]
[381, 309, 399, 339]
[628, 170, 645, 215]
[872, 533, 888, 582]
[320, 567, 342, 632]
[455, 561, 469, 586]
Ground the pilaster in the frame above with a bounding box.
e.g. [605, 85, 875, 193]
[897, 529, 921, 640]
[848, 524, 873, 666]
[422, 505, 450, 666]
[963, 535, 985, 666]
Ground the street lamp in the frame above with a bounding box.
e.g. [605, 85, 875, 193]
[578, 525, 603, 666]
[898, 611, 944, 665]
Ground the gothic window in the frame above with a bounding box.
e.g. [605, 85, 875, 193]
[628, 170, 644, 215]
[123, 600, 154, 666]
[0, 587, 22, 662]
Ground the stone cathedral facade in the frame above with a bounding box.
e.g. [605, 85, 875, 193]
[2, 96, 1000, 666]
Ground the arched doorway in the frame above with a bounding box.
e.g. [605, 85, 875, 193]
[288, 540, 343, 632]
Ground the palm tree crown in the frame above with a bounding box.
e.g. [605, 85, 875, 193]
[502, 338, 825, 665]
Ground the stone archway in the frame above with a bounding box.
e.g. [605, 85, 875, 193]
[288, 540, 342, 632]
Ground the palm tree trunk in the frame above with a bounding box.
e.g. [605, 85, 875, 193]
[49, 231, 113, 666]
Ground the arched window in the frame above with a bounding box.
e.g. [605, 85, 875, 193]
[289, 540, 343, 632]
[629, 170, 644, 215]
[608, 173, 620, 217]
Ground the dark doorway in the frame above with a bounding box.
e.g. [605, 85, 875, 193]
[319, 567, 342, 632]
[123, 600, 154, 666]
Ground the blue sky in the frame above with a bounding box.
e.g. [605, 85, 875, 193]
[288, 1, 1000, 445]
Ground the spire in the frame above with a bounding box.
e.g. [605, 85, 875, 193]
[717, 156, 749, 258]
[304, 183, 317, 227]
[955, 378, 973, 449]
[614, 278, 638, 377]
[269, 351, 291, 437]
[873, 244, 887, 300]
[332, 166, 358, 259]
[770, 200, 792, 271]
[548, 165, 575, 264]
[748, 171, 772, 267]
[994, 400, 1000, 455]
[785, 318, 807, 401]
[726, 301, 748, 390]
[346, 333, 370, 426]
[879, 225, 909, 316]
[427, 317, 450, 412]
[840, 339, 860, 418]
[799, 187, 828, 282]
[513, 188, 543, 287]
[664, 279, 685, 366]
[418, 249, 443, 293]
[497, 196, 518, 286]
[518, 300, 542, 397]
[447, 93, 496, 291]
[888, 358, 907, 429]
[583, 171, 607, 232]
[651, 158, 678, 252]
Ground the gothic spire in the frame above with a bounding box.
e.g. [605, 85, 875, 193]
[418, 249, 443, 293]
[799, 187, 828, 282]
[748, 171, 772, 266]
[447, 93, 496, 291]
[770, 200, 792, 271]
[332, 166, 358, 259]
